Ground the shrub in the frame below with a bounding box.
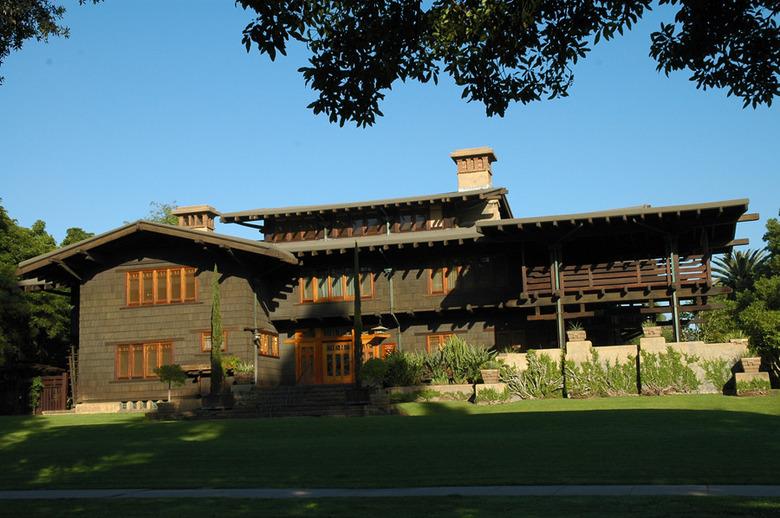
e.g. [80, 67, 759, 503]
[361, 358, 388, 388]
[566, 350, 636, 398]
[640, 346, 700, 395]
[384, 351, 425, 387]
[234, 361, 254, 375]
[221, 355, 242, 373]
[736, 376, 772, 395]
[29, 376, 43, 413]
[475, 386, 510, 404]
[505, 350, 563, 399]
[701, 358, 733, 392]
[424, 336, 495, 384]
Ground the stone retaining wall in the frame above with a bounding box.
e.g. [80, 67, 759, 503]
[499, 338, 749, 394]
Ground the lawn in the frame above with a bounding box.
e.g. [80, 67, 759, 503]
[2, 497, 780, 518]
[0, 394, 778, 490]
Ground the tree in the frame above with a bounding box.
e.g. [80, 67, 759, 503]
[60, 227, 94, 247]
[238, 1, 780, 126]
[145, 201, 178, 225]
[154, 364, 187, 402]
[763, 211, 780, 275]
[0, 1, 100, 85]
[209, 265, 224, 394]
[712, 249, 769, 295]
[0, 200, 91, 367]
[736, 275, 780, 379]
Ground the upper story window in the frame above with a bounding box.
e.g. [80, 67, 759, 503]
[126, 267, 197, 306]
[428, 266, 460, 295]
[116, 341, 173, 380]
[399, 213, 427, 232]
[300, 270, 373, 303]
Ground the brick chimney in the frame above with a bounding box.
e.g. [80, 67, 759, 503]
[170, 205, 220, 232]
[450, 147, 497, 192]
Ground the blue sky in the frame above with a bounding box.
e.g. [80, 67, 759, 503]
[1, 1, 777, 249]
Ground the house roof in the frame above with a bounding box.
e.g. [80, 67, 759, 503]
[274, 227, 484, 256]
[220, 187, 512, 223]
[476, 198, 753, 255]
[17, 220, 298, 280]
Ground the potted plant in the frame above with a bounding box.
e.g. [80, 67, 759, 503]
[233, 360, 255, 384]
[566, 321, 587, 342]
[740, 356, 761, 374]
[480, 360, 501, 384]
[641, 319, 663, 338]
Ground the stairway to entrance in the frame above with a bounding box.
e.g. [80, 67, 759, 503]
[201, 384, 375, 419]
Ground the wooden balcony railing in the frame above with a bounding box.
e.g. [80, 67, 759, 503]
[522, 255, 711, 297]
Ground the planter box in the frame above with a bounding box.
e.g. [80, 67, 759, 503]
[642, 326, 663, 338]
[233, 373, 254, 385]
[740, 357, 762, 374]
[480, 369, 500, 384]
[566, 330, 587, 342]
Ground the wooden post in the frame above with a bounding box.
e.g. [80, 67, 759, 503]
[550, 245, 567, 398]
[353, 242, 363, 386]
[667, 237, 682, 342]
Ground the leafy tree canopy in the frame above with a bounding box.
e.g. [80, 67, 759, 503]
[3, 2, 777, 126]
[0, 200, 91, 367]
[238, 0, 780, 126]
[0, 0, 100, 84]
[145, 201, 178, 225]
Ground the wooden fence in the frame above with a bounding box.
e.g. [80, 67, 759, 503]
[39, 373, 68, 412]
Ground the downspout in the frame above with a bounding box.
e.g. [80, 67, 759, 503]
[253, 288, 258, 386]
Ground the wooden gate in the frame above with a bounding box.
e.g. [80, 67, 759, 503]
[40, 373, 68, 412]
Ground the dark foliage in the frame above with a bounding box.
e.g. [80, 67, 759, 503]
[238, 1, 780, 126]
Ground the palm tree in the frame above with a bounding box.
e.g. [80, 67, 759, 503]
[712, 249, 768, 295]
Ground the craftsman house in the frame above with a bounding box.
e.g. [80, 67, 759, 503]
[17, 147, 753, 411]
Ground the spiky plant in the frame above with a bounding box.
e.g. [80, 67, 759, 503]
[712, 249, 768, 295]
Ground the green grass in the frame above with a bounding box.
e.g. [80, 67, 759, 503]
[2, 497, 780, 518]
[0, 394, 778, 490]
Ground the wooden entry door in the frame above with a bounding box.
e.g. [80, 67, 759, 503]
[298, 344, 316, 385]
[322, 340, 353, 384]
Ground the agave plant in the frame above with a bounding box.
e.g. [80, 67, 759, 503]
[712, 249, 768, 295]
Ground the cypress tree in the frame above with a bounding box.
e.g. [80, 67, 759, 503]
[210, 265, 224, 394]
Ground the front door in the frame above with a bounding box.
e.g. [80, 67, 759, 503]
[322, 340, 353, 384]
[298, 344, 316, 385]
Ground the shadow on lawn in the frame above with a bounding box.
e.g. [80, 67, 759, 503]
[0, 404, 778, 490]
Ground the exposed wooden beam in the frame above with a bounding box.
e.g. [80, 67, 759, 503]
[53, 259, 82, 282]
[738, 213, 760, 222]
[727, 238, 750, 247]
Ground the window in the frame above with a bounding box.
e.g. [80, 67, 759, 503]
[429, 266, 460, 294]
[363, 342, 396, 361]
[126, 267, 197, 306]
[300, 271, 373, 303]
[116, 342, 173, 380]
[426, 333, 454, 353]
[400, 213, 427, 232]
[201, 331, 228, 352]
[257, 331, 280, 358]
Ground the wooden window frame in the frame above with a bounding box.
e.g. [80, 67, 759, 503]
[258, 331, 280, 358]
[125, 267, 198, 306]
[115, 341, 173, 380]
[200, 331, 228, 353]
[428, 266, 461, 295]
[425, 333, 454, 353]
[299, 270, 374, 303]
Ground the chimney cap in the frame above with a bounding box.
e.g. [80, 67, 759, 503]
[449, 146, 497, 163]
[171, 205, 221, 217]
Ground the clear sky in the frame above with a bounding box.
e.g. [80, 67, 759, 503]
[1, 1, 777, 249]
